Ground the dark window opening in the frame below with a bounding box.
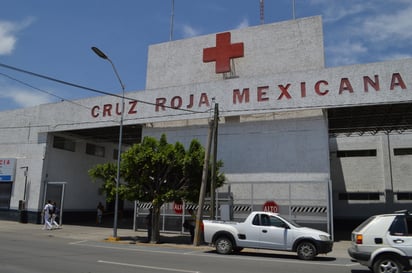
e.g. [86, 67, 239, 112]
[337, 150, 376, 157]
[394, 148, 412, 156]
[339, 192, 380, 200]
[86, 143, 105, 157]
[397, 192, 412, 200]
[53, 136, 75, 152]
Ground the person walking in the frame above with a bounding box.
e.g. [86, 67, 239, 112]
[42, 200, 53, 230]
[97, 202, 104, 224]
[50, 201, 61, 229]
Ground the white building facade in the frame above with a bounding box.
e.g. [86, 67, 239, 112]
[0, 16, 411, 232]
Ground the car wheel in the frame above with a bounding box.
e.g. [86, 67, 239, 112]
[372, 255, 403, 273]
[296, 241, 317, 260]
[215, 236, 233, 255]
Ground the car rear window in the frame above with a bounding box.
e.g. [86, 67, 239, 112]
[389, 216, 407, 235]
[353, 216, 376, 232]
[389, 215, 412, 236]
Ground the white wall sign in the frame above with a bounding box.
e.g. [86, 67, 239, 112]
[0, 158, 16, 182]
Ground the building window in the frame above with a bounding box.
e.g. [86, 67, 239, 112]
[394, 148, 412, 156]
[336, 149, 376, 157]
[53, 136, 75, 152]
[339, 192, 380, 200]
[86, 143, 105, 157]
[397, 192, 412, 200]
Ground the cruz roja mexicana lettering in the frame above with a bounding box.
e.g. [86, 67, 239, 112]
[90, 72, 408, 118]
[233, 73, 407, 104]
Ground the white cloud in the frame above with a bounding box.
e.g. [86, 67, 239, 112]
[0, 18, 35, 55]
[182, 24, 201, 38]
[0, 22, 17, 55]
[326, 41, 367, 66]
[322, 3, 368, 23]
[0, 87, 52, 108]
[360, 5, 412, 42]
[319, 1, 412, 66]
[379, 52, 412, 62]
[235, 18, 249, 29]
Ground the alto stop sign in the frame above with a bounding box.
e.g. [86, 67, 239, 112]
[263, 201, 278, 213]
[173, 201, 183, 214]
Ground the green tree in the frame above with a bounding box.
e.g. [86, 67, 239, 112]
[89, 134, 225, 243]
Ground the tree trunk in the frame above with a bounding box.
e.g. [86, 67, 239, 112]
[150, 204, 161, 243]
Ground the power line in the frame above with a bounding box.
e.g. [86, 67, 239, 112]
[0, 72, 90, 110]
[0, 62, 203, 114]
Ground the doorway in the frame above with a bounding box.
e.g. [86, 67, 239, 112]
[43, 182, 66, 225]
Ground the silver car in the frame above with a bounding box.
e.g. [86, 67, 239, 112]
[348, 210, 412, 273]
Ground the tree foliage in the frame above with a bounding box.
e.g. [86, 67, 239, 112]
[89, 134, 225, 242]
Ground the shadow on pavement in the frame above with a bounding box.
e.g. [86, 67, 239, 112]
[204, 249, 337, 261]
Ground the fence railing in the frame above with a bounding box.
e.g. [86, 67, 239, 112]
[133, 180, 333, 235]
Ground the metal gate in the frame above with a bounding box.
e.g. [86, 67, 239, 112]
[133, 180, 333, 236]
[222, 180, 333, 234]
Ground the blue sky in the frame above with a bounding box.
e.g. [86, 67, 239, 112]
[0, 0, 411, 111]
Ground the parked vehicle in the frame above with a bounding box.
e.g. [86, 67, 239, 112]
[203, 211, 333, 260]
[348, 210, 412, 273]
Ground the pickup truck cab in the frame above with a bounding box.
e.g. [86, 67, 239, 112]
[203, 211, 333, 260]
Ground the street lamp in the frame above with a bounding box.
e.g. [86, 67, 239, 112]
[91, 46, 125, 239]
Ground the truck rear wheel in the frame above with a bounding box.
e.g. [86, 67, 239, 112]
[215, 236, 233, 254]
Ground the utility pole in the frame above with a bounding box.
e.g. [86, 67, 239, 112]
[210, 103, 219, 220]
[170, 0, 175, 41]
[194, 103, 219, 245]
[260, 0, 264, 24]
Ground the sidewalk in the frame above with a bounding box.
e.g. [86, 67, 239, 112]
[0, 220, 351, 258]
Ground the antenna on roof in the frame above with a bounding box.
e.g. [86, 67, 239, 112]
[292, 0, 296, 20]
[260, 0, 264, 24]
[170, 0, 175, 40]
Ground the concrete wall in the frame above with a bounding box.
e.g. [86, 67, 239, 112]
[43, 133, 112, 210]
[330, 131, 412, 219]
[3, 143, 46, 212]
[389, 133, 412, 192]
[146, 16, 324, 89]
[143, 109, 330, 208]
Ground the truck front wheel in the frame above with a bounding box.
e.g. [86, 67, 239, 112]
[296, 241, 317, 260]
[215, 237, 233, 254]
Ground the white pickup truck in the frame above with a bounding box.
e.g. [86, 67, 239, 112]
[203, 211, 333, 260]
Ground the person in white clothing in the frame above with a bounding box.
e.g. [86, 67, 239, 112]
[50, 201, 61, 229]
[42, 200, 53, 230]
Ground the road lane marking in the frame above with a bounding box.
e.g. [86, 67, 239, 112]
[69, 240, 88, 245]
[72, 240, 357, 268]
[98, 260, 200, 273]
[202, 253, 359, 267]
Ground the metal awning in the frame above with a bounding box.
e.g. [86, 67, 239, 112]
[64, 124, 142, 145]
[328, 102, 412, 135]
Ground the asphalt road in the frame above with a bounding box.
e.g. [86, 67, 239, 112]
[0, 221, 368, 273]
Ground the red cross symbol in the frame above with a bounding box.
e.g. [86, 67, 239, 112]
[203, 32, 244, 74]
